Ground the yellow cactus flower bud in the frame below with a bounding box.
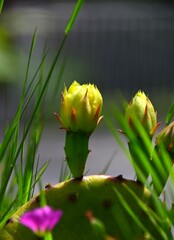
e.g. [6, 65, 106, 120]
[57, 81, 103, 133]
[125, 91, 158, 138]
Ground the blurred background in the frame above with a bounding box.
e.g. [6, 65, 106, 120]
[0, 0, 174, 187]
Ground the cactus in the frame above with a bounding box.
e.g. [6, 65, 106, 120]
[0, 175, 169, 240]
[0, 84, 172, 240]
[124, 91, 160, 182]
[55, 81, 103, 179]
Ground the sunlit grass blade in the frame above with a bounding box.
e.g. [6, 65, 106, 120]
[0, 30, 38, 165]
[166, 101, 174, 124]
[31, 160, 50, 192]
[0, 109, 20, 163]
[0, 32, 41, 205]
[52, 58, 66, 100]
[0, 47, 46, 170]
[23, 49, 48, 100]
[152, 145, 173, 195]
[0, 43, 54, 205]
[0, 198, 18, 228]
[59, 160, 71, 182]
[65, 0, 84, 34]
[113, 187, 151, 240]
[22, 55, 46, 203]
[0, 121, 20, 207]
[0, 0, 85, 229]
[105, 115, 131, 161]
[106, 103, 172, 195]
[99, 151, 116, 175]
[22, 28, 37, 96]
[22, 125, 42, 204]
[106, 105, 153, 180]
[123, 184, 172, 240]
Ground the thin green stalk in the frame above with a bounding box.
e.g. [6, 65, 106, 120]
[113, 187, 151, 240]
[52, 58, 66, 100]
[44, 232, 53, 240]
[22, 29, 37, 96]
[65, 0, 84, 34]
[0, 36, 66, 200]
[31, 160, 50, 194]
[106, 104, 171, 193]
[0, 32, 38, 164]
[24, 50, 48, 99]
[0, 0, 84, 225]
[166, 101, 174, 124]
[124, 184, 171, 240]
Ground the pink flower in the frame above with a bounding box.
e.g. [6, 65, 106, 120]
[20, 206, 62, 236]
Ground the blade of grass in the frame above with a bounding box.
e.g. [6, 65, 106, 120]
[0, 31, 38, 164]
[23, 49, 48, 100]
[0, 0, 83, 182]
[30, 155, 41, 198]
[52, 58, 67, 100]
[0, 31, 40, 201]
[99, 150, 116, 175]
[65, 0, 84, 34]
[124, 184, 171, 239]
[22, 51, 46, 202]
[105, 115, 131, 161]
[0, 0, 84, 224]
[106, 104, 170, 194]
[0, 41, 48, 201]
[22, 29, 37, 96]
[0, 198, 18, 228]
[113, 187, 152, 240]
[59, 160, 71, 182]
[166, 101, 174, 125]
[22, 133, 38, 204]
[0, 120, 20, 209]
[31, 160, 51, 191]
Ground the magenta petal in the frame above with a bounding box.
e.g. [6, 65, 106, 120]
[20, 206, 63, 234]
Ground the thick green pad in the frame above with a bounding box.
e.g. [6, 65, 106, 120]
[0, 175, 168, 240]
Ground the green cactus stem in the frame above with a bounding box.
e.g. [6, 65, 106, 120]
[64, 131, 90, 179]
[0, 175, 171, 240]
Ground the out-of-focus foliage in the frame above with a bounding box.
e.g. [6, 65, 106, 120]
[0, 27, 20, 82]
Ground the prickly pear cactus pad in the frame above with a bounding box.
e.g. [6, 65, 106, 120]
[0, 175, 168, 240]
